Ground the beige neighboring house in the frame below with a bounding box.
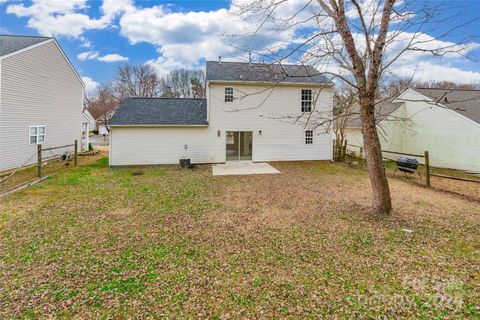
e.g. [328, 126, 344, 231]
[345, 88, 480, 173]
[0, 35, 85, 172]
[109, 60, 334, 165]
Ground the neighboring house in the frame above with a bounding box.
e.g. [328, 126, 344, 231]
[82, 109, 96, 150]
[109, 60, 334, 165]
[345, 88, 480, 173]
[0, 35, 85, 172]
[95, 110, 115, 134]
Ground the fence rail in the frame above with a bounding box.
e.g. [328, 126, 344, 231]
[429, 173, 480, 184]
[37, 140, 78, 178]
[345, 143, 480, 187]
[42, 143, 75, 151]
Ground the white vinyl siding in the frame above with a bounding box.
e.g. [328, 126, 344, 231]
[208, 83, 332, 162]
[110, 83, 333, 165]
[345, 89, 480, 173]
[110, 127, 220, 165]
[0, 41, 83, 172]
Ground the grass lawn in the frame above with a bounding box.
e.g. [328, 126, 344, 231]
[0, 157, 479, 318]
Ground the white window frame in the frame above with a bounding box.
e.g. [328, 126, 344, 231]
[305, 130, 313, 145]
[301, 89, 313, 112]
[29, 125, 46, 145]
[225, 87, 234, 102]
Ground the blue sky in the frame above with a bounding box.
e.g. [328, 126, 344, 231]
[1, 0, 479, 92]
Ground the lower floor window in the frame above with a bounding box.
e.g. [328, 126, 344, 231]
[29, 125, 46, 144]
[305, 130, 313, 144]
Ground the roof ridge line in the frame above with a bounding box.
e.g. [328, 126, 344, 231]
[127, 97, 206, 100]
[415, 87, 480, 92]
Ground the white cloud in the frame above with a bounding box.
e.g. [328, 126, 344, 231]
[6, 0, 478, 84]
[389, 61, 480, 84]
[78, 51, 99, 61]
[5, 0, 128, 38]
[78, 51, 128, 63]
[81, 76, 99, 93]
[97, 53, 128, 62]
[119, 1, 314, 75]
[303, 29, 480, 85]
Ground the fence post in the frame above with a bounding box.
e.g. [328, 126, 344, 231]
[332, 139, 336, 162]
[424, 151, 430, 188]
[74, 140, 78, 166]
[342, 139, 348, 162]
[37, 144, 42, 178]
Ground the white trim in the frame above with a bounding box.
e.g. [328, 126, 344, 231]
[0, 38, 52, 60]
[29, 125, 46, 145]
[301, 88, 313, 112]
[304, 129, 314, 145]
[224, 86, 234, 102]
[0, 38, 85, 87]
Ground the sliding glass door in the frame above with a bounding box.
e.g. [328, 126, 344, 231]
[226, 131, 252, 161]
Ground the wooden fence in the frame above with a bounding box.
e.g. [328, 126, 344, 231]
[332, 139, 348, 162]
[37, 140, 78, 178]
[346, 143, 480, 187]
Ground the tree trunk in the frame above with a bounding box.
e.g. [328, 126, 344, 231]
[359, 96, 392, 214]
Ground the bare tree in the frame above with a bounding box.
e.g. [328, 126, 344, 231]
[333, 86, 357, 151]
[381, 79, 478, 97]
[159, 69, 205, 98]
[114, 64, 161, 100]
[85, 83, 118, 131]
[233, 0, 477, 213]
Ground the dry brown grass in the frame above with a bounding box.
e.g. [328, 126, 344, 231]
[0, 158, 478, 318]
[0, 151, 105, 194]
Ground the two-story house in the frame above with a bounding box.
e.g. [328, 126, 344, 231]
[0, 35, 85, 172]
[108, 60, 333, 165]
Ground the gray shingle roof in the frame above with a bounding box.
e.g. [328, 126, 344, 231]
[346, 99, 402, 128]
[109, 98, 208, 126]
[206, 61, 331, 84]
[414, 88, 480, 124]
[0, 35, 51, 57]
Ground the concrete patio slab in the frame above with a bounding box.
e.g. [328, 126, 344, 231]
[212, 162, 280, 176]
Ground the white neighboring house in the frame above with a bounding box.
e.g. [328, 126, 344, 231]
[345, 88, 480, 173]
[82, 109, 96, 150]
[109, 61, 334, 165]
[0, 35, 85, 172]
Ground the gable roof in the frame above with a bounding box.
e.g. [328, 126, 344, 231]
[82, 109, 96, 124]
[109, 98, 208, 126]
[346, 99, 403, 128]
[206, 61, 332, 85]
[0, 35, 51, 57]
[0, 34, 85, 87]
[412, 88, 480, 124]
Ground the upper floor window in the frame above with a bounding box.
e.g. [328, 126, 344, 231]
[225, 87, 234, 102]
[301, 89, 312, 112]
[305, 130, 313, 144]
[29, 125, 46, 145]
